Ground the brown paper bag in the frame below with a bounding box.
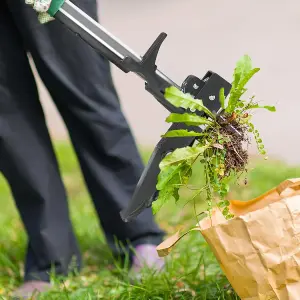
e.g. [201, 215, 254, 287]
[157, 178, 300, 300]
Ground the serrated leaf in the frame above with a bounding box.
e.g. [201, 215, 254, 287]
[172, 188, 180, 202]
[153, 163, 192, 214]
[152, 191, 168, 214]
[157, 162, 192, 190]
[164, 86, 214, 118]
[232, 55, 252, 89]
[152, 187, 173, 214]
[219, 87, 226, 109]
[161, 129, 206, 138]
[176, 164, 193, 189]
[156, 163, 184, 190]
[166, 113, 213, 126]
[247, 104, 276, 112]
[227, 68, 260, 113]
[238, 55, 252, 74]
[238, 68, 260, 90]
[159, 144, 208, 169]
[226, 55, 261, 113]
[155, 149, 195, 212]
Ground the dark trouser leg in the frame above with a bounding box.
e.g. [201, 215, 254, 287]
[0, 2, 81, 282]
[7, 0, 165, 255]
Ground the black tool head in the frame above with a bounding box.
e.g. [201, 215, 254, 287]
[120, 72, 231, 222]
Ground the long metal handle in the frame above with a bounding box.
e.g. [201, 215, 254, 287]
[51, 1, 237, 222]
[57, 1, 179, 88]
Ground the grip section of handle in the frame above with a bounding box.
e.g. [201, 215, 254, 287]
[48, 0, 65, 17]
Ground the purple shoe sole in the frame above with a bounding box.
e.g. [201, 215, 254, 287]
[12, 280, 52, 299]
[129, 244, 166, 280]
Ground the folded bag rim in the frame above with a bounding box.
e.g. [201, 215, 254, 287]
[156, 178, 300, 257]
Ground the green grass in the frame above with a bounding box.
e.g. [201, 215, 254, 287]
[0, 141, 300, 299]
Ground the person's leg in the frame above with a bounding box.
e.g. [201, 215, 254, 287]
[7, 0, 165, 256]
[0, 1, 81, 285]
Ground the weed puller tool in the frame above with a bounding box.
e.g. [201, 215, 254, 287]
[46, 0, 238, 222]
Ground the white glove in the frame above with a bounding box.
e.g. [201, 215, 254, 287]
[25, 0, 54, 23]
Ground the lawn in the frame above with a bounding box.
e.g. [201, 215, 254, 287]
[0, 141, 300, 299]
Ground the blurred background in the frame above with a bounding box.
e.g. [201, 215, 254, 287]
[35, 0, 298, 164]
[2, 1, 300, 297]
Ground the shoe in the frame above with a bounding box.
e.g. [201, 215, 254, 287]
[129, 244, 165, 279]
[12, 280, 52, 299]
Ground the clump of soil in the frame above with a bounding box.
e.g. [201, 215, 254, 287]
[219, 115, 250, 177]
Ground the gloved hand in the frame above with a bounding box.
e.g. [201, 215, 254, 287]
[25, 0, 54, 23]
